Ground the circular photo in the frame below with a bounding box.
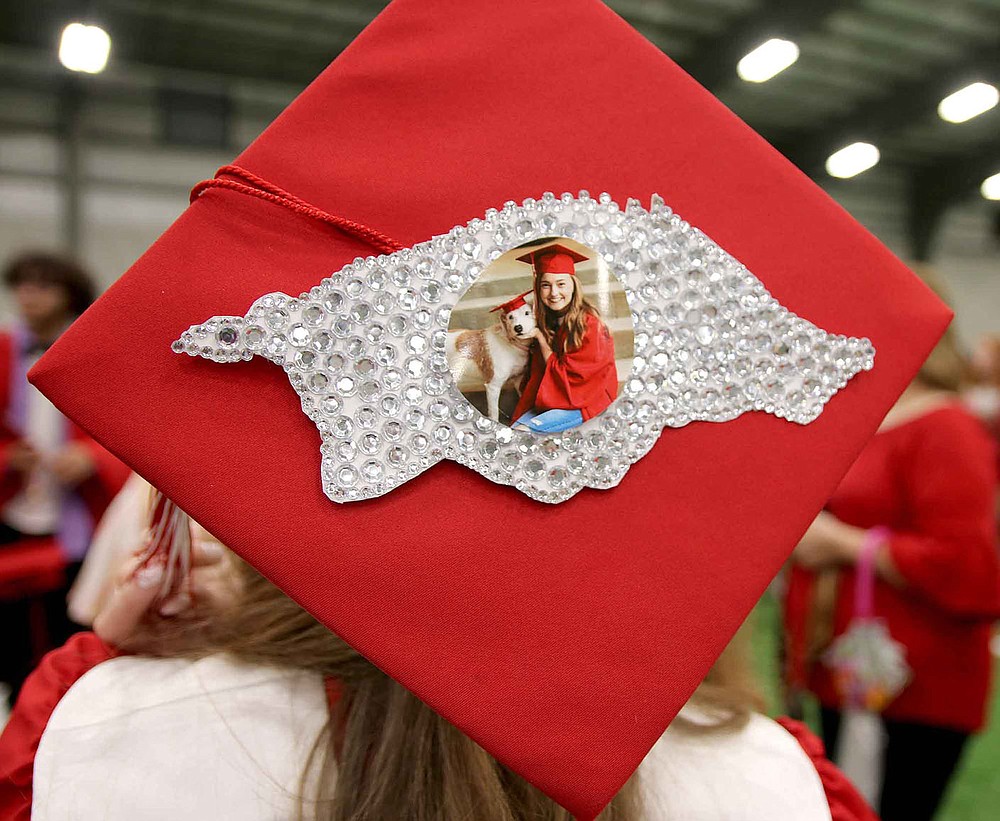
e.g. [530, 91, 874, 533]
[446, 237, 634, 433]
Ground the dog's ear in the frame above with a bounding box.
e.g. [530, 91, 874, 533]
[523, 292, 535, 306]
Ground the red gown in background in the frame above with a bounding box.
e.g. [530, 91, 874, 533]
[784, 403, 1000, 733]
[0, 331, 128, 599]
[513, 312, 617, 423]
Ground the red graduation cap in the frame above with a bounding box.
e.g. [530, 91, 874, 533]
[517, 243, 589, 277]
[489, 290, 532, 314]
[28, 1, 949, 818]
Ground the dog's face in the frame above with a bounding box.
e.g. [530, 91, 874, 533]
[500, 302, 536, 341]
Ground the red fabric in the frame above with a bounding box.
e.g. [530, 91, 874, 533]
[513, 312, 618, 422]
[517, 244, 587, 276]
[0, 632, 116, 820]
[0, 538, 64, 600]
[777, 718, 880, 821]
[785, 404, 999, 732]
[26, 2, 950, 817]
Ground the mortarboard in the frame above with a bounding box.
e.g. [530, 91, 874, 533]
[489, 290, 533, 314]
[517, 243, 589, 277]
[29, 0, 950, 818]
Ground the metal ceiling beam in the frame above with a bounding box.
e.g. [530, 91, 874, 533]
[672, 0, 851, 92]
[906, 133, 1000, 260]
[774, 38, 1000, 175]
[99, 0, 361, 55]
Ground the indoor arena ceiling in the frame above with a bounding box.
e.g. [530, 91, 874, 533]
[1, 0, 999, 257]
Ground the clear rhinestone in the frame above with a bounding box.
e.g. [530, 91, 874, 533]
[244, 326, 265, 349]
[405, 358, 425, 379]
[524, 459, 545, 480]
[404, 408, 426, 430]
[330, 416, 354, 438]
[335, 441, 357, 461]
[267, 309, 289, 329]
[359, 433, 380, 455]
[303, 305, 325, 326]
[336, 466, 359, 487]
[380, 395, 401, 416]
[288, 325, 310, 347]
[296, 350, 318, 369]
[382, 368, 404, 390]
[323, 292, 345, 313]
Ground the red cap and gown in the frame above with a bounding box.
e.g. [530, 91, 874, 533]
[512, 244, 619, 423]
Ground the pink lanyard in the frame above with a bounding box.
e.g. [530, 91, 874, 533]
[855, 526, 891, 620]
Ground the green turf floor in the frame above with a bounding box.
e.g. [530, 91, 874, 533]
[750, 591, 1000, 820]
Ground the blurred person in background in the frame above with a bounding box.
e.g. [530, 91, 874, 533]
[965, 333, 1000, 500]
[0, 252, 127, 706]
[783, 302, 1000, 821]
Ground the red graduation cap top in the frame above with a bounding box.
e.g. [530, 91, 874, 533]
[29, 1, 949, 818]
[517, 243, 588, 276]
[490, 290, 532, 314]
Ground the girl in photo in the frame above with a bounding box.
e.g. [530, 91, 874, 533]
[512, 244, 618, 434]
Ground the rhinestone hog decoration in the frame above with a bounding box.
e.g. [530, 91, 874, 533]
[175, 192, 874, 504]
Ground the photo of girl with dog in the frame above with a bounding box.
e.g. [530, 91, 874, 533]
[511, 242, 623, 433]
[446, 237, 633, 431]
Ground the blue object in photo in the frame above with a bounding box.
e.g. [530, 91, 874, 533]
[512, 408, 584, 433]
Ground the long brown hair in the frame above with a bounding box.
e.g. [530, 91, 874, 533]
[907, 264, 969, 392]
[144, 557, 760, 820]
[533, 273, 602, 354]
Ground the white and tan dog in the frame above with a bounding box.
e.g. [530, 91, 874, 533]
[446, 292, 536, 423]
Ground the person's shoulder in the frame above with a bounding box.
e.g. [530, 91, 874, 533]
[32, 650, 330, 819]
[44, 650, 325, 729]
[639, 708, 835, 820]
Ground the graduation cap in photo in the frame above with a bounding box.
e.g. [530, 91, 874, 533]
[29, 0, 950, 818]
[489, 290, 533, 314]
[516, 243, 589, 277]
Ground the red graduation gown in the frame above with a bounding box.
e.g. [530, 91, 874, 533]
[513, 312, 617, 423]
[784, 403, 1000, 732]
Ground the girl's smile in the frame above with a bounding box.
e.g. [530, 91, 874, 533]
[539, 273, 575, 311]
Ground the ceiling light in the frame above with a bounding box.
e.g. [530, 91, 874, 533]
[59, 23, 111, 74]
[938, 82, 999, 124]
[737, 38, 800, 83]
[982, 172, 1000, 201]
[825, 142, 880, 179]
